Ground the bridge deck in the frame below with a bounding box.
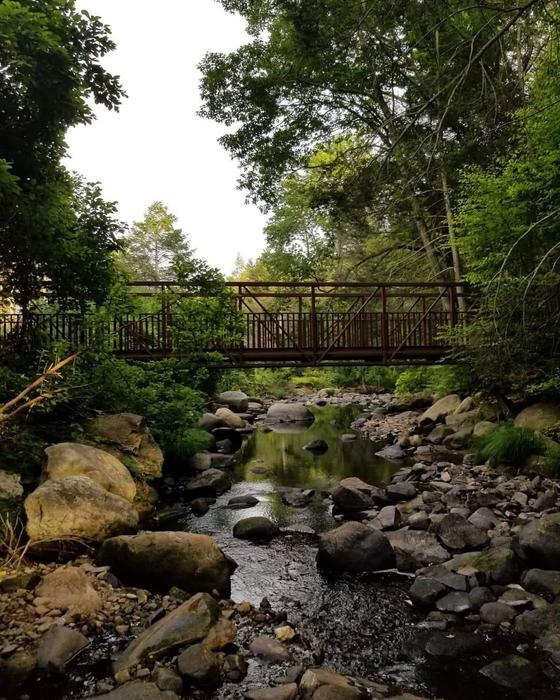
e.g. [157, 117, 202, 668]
[0, 281, 469, 366]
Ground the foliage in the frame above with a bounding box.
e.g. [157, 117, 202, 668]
[0, 0, 125, 312]
[119, 201, 193, 281]
[474, 424, 545, 467]
[395, 366, 469, 399]
[541, 443, 560, 479]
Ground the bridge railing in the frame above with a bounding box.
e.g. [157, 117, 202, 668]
[0, 281, 471, 365]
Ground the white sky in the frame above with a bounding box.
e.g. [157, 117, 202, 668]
[65, 0, 266, 275]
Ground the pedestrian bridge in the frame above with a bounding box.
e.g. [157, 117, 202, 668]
[0, 281, 470, 367]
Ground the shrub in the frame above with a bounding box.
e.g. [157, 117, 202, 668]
[474, 424, 545, 467]
[395, 366, 468, 398]
[541, 443, 560, 478]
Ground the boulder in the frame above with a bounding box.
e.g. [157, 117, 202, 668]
[113, 592, 220, 673]
[185, 469, 231, 497]
[97, 531, 235, 596]
[312, 687, 362, 700]
[522, 569, 560, 598]
[332, 485, 373, 512]
[418, 395, 461, 425]
[35, 566, 102, 616]
[233, 517, 279, 541]
[473, 421, 496, 438]
[86, 682, 178, 699]
[317, 522, 395, 572]
[177, 643, 220, 685]
[249, 636, 289, 662]
[424, 630, 484, 658]
[189, 452, 213, 472]
[442, 425, 473, 450]
[375, 444, 406, 461]
[454, 396, 474, 415]
[87, 413, 163, 479]
[299, 668, 351, 695]
[435, 591, 471, 614]
[44, 443, 136, 502]
[24, 476, 138, 542]
[409, 578, 447, 608]
[202, 616, 237, 651]
[152, 667, 183, 694]
[266, 403, 313, 423]
[198, 413, 224, 431]
[516, 513, 560, 569]
[37, 625, 90, 671]
[215, 407, 245, 429]
[228, 495, 259, 509]
[282, 489, 314, 507]
[386, 530, 449, 572]
[514, 402, 560, 431]
[426, 425, 454, 445]
[444, 546, 520, 584]
[217, 391, 249, 412]
[437, 513, 488, 551]
[211, 427, 243, 453]
[386, 482, 417, 501]
[480, 602, 517, 625]
[468, 507, 499, 531]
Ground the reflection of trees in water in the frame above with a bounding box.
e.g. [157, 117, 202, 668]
[236, 405, 398, 490]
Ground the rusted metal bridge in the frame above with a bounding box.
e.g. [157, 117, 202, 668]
[0, 281, 469, 367]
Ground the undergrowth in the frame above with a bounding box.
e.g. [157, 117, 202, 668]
[474, 424, 545, 467]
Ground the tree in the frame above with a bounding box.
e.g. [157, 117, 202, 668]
[119, 202, 193, 281]
[199, 1, 549, 283]
[0, 0, 125, 313]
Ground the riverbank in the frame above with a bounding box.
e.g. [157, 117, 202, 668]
[1, 388, 560, 699]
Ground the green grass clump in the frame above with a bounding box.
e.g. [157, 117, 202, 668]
[475, 424, 545, 467]
[541, 443, 560, 478]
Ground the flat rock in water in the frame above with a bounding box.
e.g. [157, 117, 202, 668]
[233, 517, 279, 541]
[303, 439, 328, 454]
[244, 684, 298, 700]
[113, 593, 220, 673]
[249, 636, 289, 662]
[282, 489, 314, 507]
[37, 626, 90, 672]
[86, 682, 178, 699]
[424, 630, 484, 658]
[267, 403, 313, 423]
[376, 444, 406, 461]
[332, 485, 373, 512]
[228, 495, 259, 510]
[479, 655, 543, 690]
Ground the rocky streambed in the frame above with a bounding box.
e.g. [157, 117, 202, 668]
[1, 391, 560, 699]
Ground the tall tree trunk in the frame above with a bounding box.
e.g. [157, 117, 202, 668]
[441, 165, 467, 315]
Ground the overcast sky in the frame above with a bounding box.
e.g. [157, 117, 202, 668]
[65, 0, 266, 274]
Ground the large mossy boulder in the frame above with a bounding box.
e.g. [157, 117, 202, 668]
[86, 413, 164, 479]
[44, 443, 136, 502]
[217, 391, 249, 413]
[444, 546, 520, 584]
[233, 516, 279, 541]
[24, 476, 138, 542]
[418, 395, 462, 425]
[514, 402, 560, 432]
[97, 531, 236, 596]
[516, 513, 560, 569]
[317, 521, 395, 572]
[113, 592, 220, 673]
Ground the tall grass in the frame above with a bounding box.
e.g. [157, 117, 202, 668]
[474, 424, 545, 467]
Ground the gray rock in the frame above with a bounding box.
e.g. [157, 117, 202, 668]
[375, 444, 406, 461]
[387, 530, 449, 572]
[190, 498, 210, 516]
[244, 684, 298, 700]
[468, 507, 499, 530]
[177, 643, 220, 685]
[480, 602, 517, 625]
[317, 521, 395, 572]
[267, 403, 313, 423]
[198, 413, 224, 431]
[113, 593, 220, 673]
[437, 513, 489, 551]
[36, 626, 90, 672]
[514, 402, 560, 431]
[386, 482, 417, 501]
[189, 452, 213, 472]
[426, 425, 454, 445]
[312, 686, 363, 700]
[331, 485, 373, 513]
[469, 586, 496, 610]
[233, 517, 279, 541]
[228, 495, 259, 510]
[516, 513, 560, 569]
[444, 546, 520, 584]
[409, 578, 447, 608]
[217, 391, 249, 412]
[215, 407, 246, 429]
[522, 568, 560, 598]
[282, 489, 314, 508]
[479, 655, 542, 690]
[408, 511, 429, 530]
[97, 531, 235, 596]
[372, 505, 401, 530]
[419, 395, 461, 425]
[185, 469, 231, 497]
[152, 667, 183, 694]
[435, 591, 471, 614]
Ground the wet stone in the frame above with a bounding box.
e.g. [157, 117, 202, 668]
[249, 636, 289, 663]
[410, 578, 447, 608]
[479, 655, 543, 690]
[386, 482, 417, 501]
[424, 630, 484, 658]
[480, 602, 517, 625]
[435, 591, 471, 614]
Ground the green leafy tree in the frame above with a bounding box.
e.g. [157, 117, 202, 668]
[120, 201, 193, 281]
[0, 0, 125, 314]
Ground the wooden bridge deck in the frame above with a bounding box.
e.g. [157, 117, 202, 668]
[0, 281, 469, 366]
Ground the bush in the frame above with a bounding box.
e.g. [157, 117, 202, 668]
[395, 366, 468, 398]
[474, 424, 545, 467]
[541, 443, 560, 478]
